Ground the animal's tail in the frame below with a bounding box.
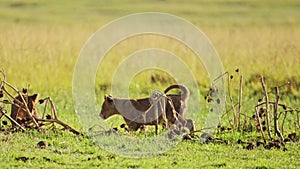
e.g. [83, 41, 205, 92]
[164, 84, 190, 100]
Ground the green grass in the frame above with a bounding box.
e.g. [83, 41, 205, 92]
[0, 0, 300, 168]
[1, 130, 299, 168]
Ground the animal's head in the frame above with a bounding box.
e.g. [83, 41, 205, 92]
[27, 94, 39, 111]
[99, 94, 119, 120]
[12, 93, 39, 119]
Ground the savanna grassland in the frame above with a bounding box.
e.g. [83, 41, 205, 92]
[0, 0, 300, 168]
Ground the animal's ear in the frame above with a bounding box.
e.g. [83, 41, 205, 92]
[29, 94, 39, 104]
[104, 94, 113, 102]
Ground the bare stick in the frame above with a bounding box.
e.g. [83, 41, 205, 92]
[237, 75, 243, 130]
[297, 110, 300, 132]
[214, 71, 237, 128]
[281, 111, 288, 134]
[227, 74, 237, 128]
[268, 81, 290, 93]
[1, 85, 15, 100]
[0, 108, 25, 131]
[191, 126, 216, 134]
[213, 71, 228, 82]
[36, 118, 80, 135]
[256, 101, 292, 109]
[255, 105, 266, 144]
[42, 98, 49, 119]
[220, 103, 238, 129]
[48, 97, 58, 119]
[0, 109, 2, 130]
[274, 87, 284, 141]
[260, 75, 272, 139]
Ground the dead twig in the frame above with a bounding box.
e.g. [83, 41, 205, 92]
[273, 87, 284, 142]
[48, 97, 58, 120]
[256, 101, 295, 110]
[36, 118, 80, 135]
[227, 73, 237, 129]
[220, 103, 238, 129]
[281, 111, 288, 134]
[41, 98, 49, 119]
[191, 126, 216, 134]
[260, 75, 272, 140]
[213, 71, 228, 82]
[237, 75, 243, 131]
[39, 96, 81, 135]
[255, 105, 266, 144]
[297, 110, 300, 131]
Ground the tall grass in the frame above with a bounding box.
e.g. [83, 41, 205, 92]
[1, 25, 298, 90]
[1, 0, 299, 91]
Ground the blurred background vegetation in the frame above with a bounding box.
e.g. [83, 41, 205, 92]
[0, 0, 299, 122]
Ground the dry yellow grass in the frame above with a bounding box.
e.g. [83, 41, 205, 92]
[1, 24, 298, 91]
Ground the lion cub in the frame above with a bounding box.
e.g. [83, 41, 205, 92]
[10, 93, 39, 127]
[99, 84, 195, 133]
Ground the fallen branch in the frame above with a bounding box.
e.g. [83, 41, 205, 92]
[36, 118, 80, 135]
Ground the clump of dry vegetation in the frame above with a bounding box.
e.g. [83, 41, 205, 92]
[202, 69, 300, 150]
[0, 70, 80, 135]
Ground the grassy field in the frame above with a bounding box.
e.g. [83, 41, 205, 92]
[0, 0, 300, 168]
